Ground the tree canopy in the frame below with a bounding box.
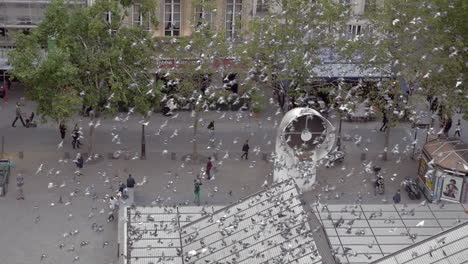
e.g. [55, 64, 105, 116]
[356, 0, 468, 119]
[8, 0, 160, 123]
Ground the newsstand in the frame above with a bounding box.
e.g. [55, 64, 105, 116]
[417, 138, 468, 203]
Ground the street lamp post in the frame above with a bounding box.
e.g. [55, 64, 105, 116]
[141, 124, 146, 160]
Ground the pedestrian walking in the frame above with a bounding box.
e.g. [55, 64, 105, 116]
[71, 124, 81, 149]
[194, 179, 202, 205]
[241, 140, 250, 160]
[443, 117, 452, 137]
[75, 153, 84, 169]
[107, 196, 118, 222]
[206, 157, 214, 180]
[16, 173, 25, 200]
[11, 102, 26, 127]
[59, 121, 67, 140]
[207, 121, 215, 139]
[454, 119, 461, 137]
[393, 190, 401, 204]
[127, 174, 136, 188]
[117, 181, 127, 199]
[126, 174, 136, 201]
[430, 97, 438, 113]
[379, 111, 388, 132]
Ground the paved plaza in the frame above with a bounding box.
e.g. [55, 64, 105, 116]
[0, 85, 467, 264]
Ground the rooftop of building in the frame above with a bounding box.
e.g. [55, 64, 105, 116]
[123, 180, 336, 264]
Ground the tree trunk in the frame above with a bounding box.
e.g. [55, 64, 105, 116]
[383, 127, 390, 161]
[141, 124, 146, 160]
[192, 109, 199, 160]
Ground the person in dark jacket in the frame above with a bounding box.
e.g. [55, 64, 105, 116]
[72, 124, 81, 149]
[379, 112, 388, 132]
[59, 121, 67, 140]
[443, 117, 452, 137]
[75, 153, 84, 169]
[241, 140, 250, 160]
[127, 174, 136, 188]
[206, 157, 213, 180]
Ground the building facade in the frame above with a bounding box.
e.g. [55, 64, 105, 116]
[0, 0, 376, 77]
[1, 0, 376, 46]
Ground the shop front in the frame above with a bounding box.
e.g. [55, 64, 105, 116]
[417, 138, 468, 203]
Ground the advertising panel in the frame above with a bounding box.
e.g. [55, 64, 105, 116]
[440, 174, 464, 202]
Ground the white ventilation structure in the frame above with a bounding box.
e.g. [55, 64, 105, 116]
[274, 108, 335, 191]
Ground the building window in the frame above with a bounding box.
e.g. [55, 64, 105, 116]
[105, 10, 111, 24]
[194, 4, 212, 28]
[256, 0, 268, 13]
[133, 3, 150, 31]
[226, 0, 242, 39]
[349, 25, 361, 35]
[345, 24, 372, 38]
[164, 0, 180, 36]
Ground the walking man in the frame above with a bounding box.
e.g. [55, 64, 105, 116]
[194, 179, 202, 205]
[443, 117, 452, 137]
[72, 124, 81, 149]
[75, 153, 84, 169]
[454, 119, 461, 137]
[392, 190, 401, 204]
[207, 121, 215, 139]
[12, 102, 26, 127]
[206, 157, 213, 180]
[126, 174, 136, 202]
[59, 121, 67, 140]
[107, 196, 118, 222]
[241, 140, 250, 160]
[379, 112, 388, 132]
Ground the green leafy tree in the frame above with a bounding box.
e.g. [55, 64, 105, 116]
[9, 0, 161, 157]
[355, 0, 467, 158]
[241, 0, 347, 114]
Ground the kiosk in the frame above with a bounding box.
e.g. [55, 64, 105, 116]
[417, 138, 468, 203]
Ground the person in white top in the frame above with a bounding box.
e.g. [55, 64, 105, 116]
[454, 119, 461, 137]
[107, 196, 118, 222]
